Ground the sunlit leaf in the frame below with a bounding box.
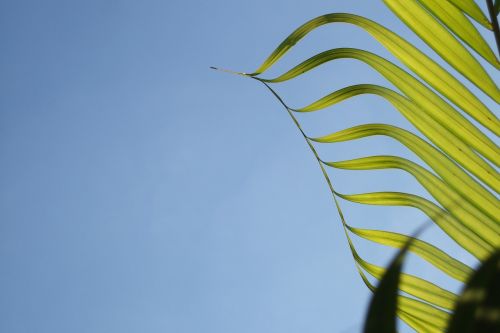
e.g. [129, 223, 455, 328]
[346, 225, 473, 282]
[349, 239, 458, 310]
[311, 123, 499, 226]
[325, 155, 499, 243]
[446, 0, 492, 28]
[262, 50, 500, 171]
[416, 0, 498, 67]
[248, 13, 499, 134]
[383, 0, 499, 100]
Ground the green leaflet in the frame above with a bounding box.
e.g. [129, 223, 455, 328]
[359, 269, 435, 333]
[447, 0, 492, 29]
[357, 263, 450, 331]
[349, 239, 458, 310]
[495, 0, 500, 16]
[289, 83, 500, 191]
[310, 124, 500, 226]
[399, 296, 450, 330]
[383, 0, 500, 101]
[347, 225, 473, 282]
[323, 154, 499, 247]
[416, 0, 499, 67]
[248, 13, 499, 134]
[339, 191, 492, 259]
[261, 49, 500, 168]
[398, 311, 442, 333]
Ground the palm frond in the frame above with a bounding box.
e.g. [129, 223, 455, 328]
[224, 0, 500, 330]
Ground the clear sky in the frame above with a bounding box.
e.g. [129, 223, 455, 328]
[1, 1, 497, 332]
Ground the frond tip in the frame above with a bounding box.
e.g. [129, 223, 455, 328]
[209, 66, 248, 76]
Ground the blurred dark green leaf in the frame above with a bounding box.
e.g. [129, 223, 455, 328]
[447, 249, 500, 333]
[362, 226, 424, 333]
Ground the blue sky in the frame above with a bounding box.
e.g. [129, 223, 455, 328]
[1, 1, 497, 332]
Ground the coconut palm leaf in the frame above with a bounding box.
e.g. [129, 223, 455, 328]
[217, 0, 500, 331]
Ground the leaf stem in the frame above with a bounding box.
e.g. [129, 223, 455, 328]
[486, 0, 500, 56]
[255, 79, 350, 229]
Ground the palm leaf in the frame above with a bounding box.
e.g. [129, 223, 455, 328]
[383, 0, 499, 97]
[447, 0, 492, 28]
[346, 225, 473, 282]
[415, 0, 498, 66]
[219, 0, 500, 330]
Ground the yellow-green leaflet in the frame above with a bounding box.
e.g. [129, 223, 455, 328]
[263, 50, 500, 168]
[339, 191, 491, 259]
[324, 155, 499, 246]
[399, 296, 450, 330]
[356, 263, 450, 331]
[288, 83, 500, 190]
[347, 225, 473, 282]
[398, 311, 441, 333]
[348, 239, 458, 309]
[311, 124, 500, 229]
[356, 265, 437, 332]
[417, 0, 499, 67]
[364, 261, 457, 310]
[383, 0, 500, 101]
[446, 0, 492, 29]
[248, 13, 499, 134]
